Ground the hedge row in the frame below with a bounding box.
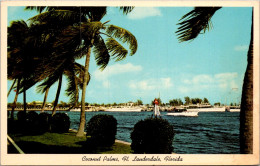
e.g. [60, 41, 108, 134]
[9, 112, 175, 154]
[8, 111, 70, 134]
[86, 114, 175, 154]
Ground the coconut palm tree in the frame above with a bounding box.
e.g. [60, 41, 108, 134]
[8, 16, 90, 117]
[176, 7, 253, 154]
[36, 61, 87, 116]
[27, 7, 137, 137]
[8, 20, 40, 114]
[8, 19, 62, 115]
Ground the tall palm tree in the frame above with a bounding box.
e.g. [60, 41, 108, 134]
[27, 7, 138, 137]
[176, 7, 253, 154]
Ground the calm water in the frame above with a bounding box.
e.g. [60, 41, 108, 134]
[13, 111, 240, 154]
[67, 111, 240, 154]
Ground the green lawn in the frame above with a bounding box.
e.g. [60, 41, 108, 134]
[9, 131, 132, 154]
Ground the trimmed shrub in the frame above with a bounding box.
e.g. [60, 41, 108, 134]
[17, 111, 27, 122]
[16, 111, 40, 134]
[50, 113, 70, 133]
[86, 114, 117, 147]
[131, 117, 174, 154]
[7, 118, 16, 133]
[26, 111, 39, 133]
[16, 111, 27, 133]
[38, 112, 52, 133]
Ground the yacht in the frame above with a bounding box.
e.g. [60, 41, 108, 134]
[166, 108, 198, 117]
[104, 106, 142, 112]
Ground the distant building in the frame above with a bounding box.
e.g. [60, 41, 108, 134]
[126, 102, 134, 106]
[27, 101, 53, 108]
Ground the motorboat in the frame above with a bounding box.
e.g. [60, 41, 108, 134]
[166, 108, 198, 117]
[104, 106, 142, 112]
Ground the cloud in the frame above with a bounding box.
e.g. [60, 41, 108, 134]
[161, 77, 173, 88]
[129, 80, 155, 91]
[94, 63, 142, 81]
[129, 77, 173, 91]
[102, 80, 111, 89]
[234, 45, 248, 51]
[179, 72, 239, 93]
[127, 7, 162, 20]
[183, 74, 214, 85]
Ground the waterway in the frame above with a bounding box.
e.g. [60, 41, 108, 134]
[68, 111, 240, 154]
[11, 110, 240, 154]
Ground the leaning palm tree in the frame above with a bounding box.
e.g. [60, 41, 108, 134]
[56, 19, 137, 137]
[27, 7, 137, 137]
[8, 20, 41, 114]
[36, 61, 87, 116]
[176, 7, 253, 154]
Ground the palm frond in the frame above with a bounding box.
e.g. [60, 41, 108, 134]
[8, 20, 29, 48]
[35, 78, 51, 94]
[51, 22, 102, 60]
[106, 25, 137, 55]
[25, 6, 48, 13]
[87, 7, 107, 21]
[54, 21, 102, 47]
[73, 62, 85, 75]
[26, 6, 108, 21]
[35, 69, 64, 94]
[106, 38, 128, 61]
[73, 62, 88, 89]
[28, 10, 87, 26]
[64, 67, 79, 106]
[119, 7, 135, 14]
[81, 21, 103, 40]
[176, 7, 221, 42]
[21, 56, 67, 92]
[93, 35, 110, 70]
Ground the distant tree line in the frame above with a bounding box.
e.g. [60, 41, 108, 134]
[8, 97, 239, 108]
[168, 97, 210, 106]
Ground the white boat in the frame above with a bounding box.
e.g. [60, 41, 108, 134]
[166, 111, 198, 117]
[70, 108, 81, 112]
[70, 106, 99, 112]
[166, 108, 198, 117]
[187, 106, 240, 112]
[187, 107, 228, 112]
[104, 106, 142, 112]
[229, 109, 240, 112]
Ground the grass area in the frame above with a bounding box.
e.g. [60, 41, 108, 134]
[9, 131, 132, 154]
[98, 142, 132, 154]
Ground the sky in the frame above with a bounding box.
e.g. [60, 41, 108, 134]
[7, 6, 252, 105]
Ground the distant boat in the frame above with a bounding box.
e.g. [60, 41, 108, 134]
[69, 106, 100, 112]
[104, 106, 142, 112]
[70, 108, 81, 112]
[166, 108, 198, 117]
[187, 107, 225, 112]
[187, 106, 240, 112]
[226, 106, 240, 112]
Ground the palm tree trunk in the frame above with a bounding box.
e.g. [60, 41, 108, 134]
[52, 75, 63, 116]
[240, 10, 253, 154]
[11, 78, 20, 120]
[23, 80, 27, 113]
[41, 87, 50, 112]
[76, 46, 91, 137]
[7, 79, 16, 97]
